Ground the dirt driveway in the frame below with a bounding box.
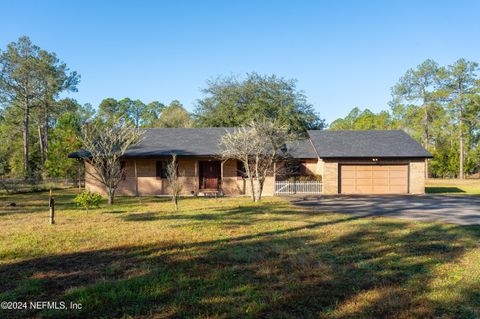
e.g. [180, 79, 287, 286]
[290, 195, 480, 225]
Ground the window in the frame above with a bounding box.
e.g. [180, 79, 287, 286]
[237, 161, 247, 180]
[156, 161, 168, 179]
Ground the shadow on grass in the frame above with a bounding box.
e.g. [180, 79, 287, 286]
[0, 191, 173, 217]
[121, 212, 161, 221]
[426, 186, 466, 194]
[1, 209, 480, 319]
[120, 200, 319, 227]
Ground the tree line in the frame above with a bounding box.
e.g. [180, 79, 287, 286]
[0, 37, 323, 180]
[330, 59, 480, 178]
[1, 36, 478, 180]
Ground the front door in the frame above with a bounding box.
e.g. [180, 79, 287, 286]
[199, 161, 221, 189]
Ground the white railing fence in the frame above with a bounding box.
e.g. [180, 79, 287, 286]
[275, 181, 322, 194]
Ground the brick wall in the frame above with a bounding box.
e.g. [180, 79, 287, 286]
[86, 157, 425, 196]
[85, 157, 275, 196]
[321, 158, 426, 194]
[409, 159, 426, 194]
[322, 160, 339, 194]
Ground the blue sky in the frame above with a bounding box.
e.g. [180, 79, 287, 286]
[1, 0, 479, 123]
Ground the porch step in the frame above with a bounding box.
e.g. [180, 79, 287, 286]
[198, 189, 224, 197]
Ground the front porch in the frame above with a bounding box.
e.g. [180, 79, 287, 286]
[84, 157, 276, 197]
[85, 157, 323, 197]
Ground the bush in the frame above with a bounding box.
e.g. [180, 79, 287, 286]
[74, 191, 103, 212]
[298, 174, 322, 182]
[286, 174, 322, 182]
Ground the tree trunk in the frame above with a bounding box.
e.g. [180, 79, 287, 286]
[249, 177, 256, 202]
[107, 188, 114, 205]
[459, 111, 464, 179]
[423, 104, 429, 179]
[257, 179, 264, 202]
[174, 196, 178, 212]
[38, 125, 45, 165]
[44, 104, 49, 156]
[23, 97, 30, 179]
[458, 82, 464, 180]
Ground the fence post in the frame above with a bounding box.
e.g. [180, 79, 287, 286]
[49, 189, 55, 225]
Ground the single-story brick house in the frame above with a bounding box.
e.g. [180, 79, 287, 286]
[69, 128, 432, 196]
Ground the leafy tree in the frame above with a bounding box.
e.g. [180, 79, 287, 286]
[142, 101, 165, 127]
[97, 98, 165, 127]
[444, 59, 479, 179]
[44, 101, 91, 178]
[390, 59, 447, 177]
[194, 73, 324, 134]
[330, 107, 392, 130]
[154, 100, 192, 128]
[0, 36, 43, 178]
[0, 36, 80, 178]
[34, 50, 79, 165]
[463, 93, 480, 175]
[97, 98, 121, 124]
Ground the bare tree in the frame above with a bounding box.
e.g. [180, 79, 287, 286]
[220, 120, 293, 202]
[79, 121, 142, 205]
[166, 154, 182, 211]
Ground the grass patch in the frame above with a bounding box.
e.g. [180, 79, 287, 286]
[426, 178, 480, 194]
[0, 189, 479, 318]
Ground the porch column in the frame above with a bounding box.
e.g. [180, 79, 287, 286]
[194, 160, 198, 192]
[78, 159, 82, 193]
[220, 160, 224, 192]
[273, 161, 277, 195]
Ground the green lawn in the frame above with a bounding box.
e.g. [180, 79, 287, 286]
[0, 189, 479, 318]
[426, 178, 480, 194]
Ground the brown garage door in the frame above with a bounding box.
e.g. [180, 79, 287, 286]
[340, 165, 408, 194]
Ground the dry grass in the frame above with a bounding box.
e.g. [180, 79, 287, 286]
[0, 189, 479, 318]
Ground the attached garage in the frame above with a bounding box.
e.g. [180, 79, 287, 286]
[308, 130, 433, 195]
[340, 164, 408, 194]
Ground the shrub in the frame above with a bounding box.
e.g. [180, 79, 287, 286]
[74, 191, 103, 212]
[298, 174, 322, 182]
[286, 174, 323, 182]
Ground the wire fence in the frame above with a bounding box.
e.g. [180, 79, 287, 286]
[0, 178, 84, 194]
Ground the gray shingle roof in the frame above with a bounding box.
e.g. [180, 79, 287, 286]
[68, 128, 431, 160]
[68, 128, 318, 159]
[307, 130, 432, 158]
[285, 140, 318, 159]
[125, 128, 233, 157]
